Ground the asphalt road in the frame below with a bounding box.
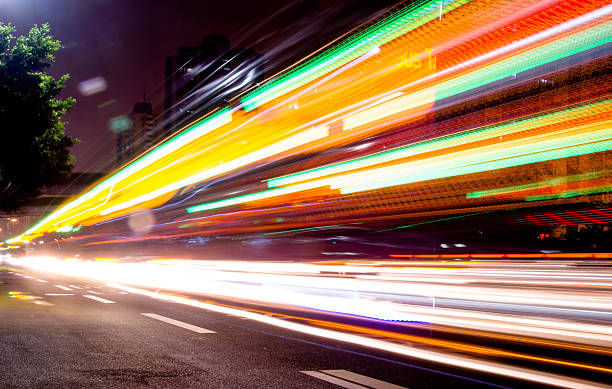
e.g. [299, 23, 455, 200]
[0, 268, 539, 389]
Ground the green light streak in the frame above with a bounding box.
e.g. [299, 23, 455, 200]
[187, 186, 299, 213]
[18, 4, 611, 239]
[525, 184, 612, 202]
[263, 223, 362, 236]
[340, 136, 612, 194]
[188, 131, 611, 213]
[240, 0, 469, 111]
[23, 108, 232, 236]
[269, 100, 610, 188]
[435, 21, 612, 101]
[466, 171, 606, 198]
[377, 211, 491, 232]
[268, 22, 611, 189]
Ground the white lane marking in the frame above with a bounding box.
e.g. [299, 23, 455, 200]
[322, 370, 408, 389]
[301, 371, 368, 389]
[68, 285, 82, 289]
[111, 283, 606, 389]
[141, 313, 216, 334]
[55, 284, 72, 290]
[35, 279, 48, 283]
[83, 295, 115, 304]
[23, 275, 33, 279]
[87, 290, 102, 294]
[45, 293, 75, 296]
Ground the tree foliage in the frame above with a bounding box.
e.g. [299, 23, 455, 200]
[0, 22, 77, 210]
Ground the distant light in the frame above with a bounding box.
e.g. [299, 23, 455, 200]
[454, 243, 466, 247]
[56, 225, 74, 233]
[97, 99, 116, 109]
[108, 115, 133, 133]
[128, 211, 155, 234]
[78, 76, 108, 96]
[351, 142, 372, 151]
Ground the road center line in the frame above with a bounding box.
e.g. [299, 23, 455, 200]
[322, 370, 408, 389]
[301, 371, 368, 389]
[114, 283, 604, 389]
[141, 313, 216, 334]
[54, 285, 72, 290]
[83, 295, 115, 304]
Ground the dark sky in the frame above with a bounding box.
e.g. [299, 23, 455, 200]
[0, 0, 392, 172]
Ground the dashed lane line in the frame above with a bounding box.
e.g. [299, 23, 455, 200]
[301, 371, 368, 389]
[322, 370, 408, 389]
[141, 313, 216, 334]
[54, 285, 72, 290]
[83, 295, 116, 304]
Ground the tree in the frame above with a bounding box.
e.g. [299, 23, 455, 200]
[0, 22, 77, 210]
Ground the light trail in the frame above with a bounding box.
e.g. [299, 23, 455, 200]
[108, 282, 605, 389]
[10, 257, 612, 338]
[13, 255, 612, 388]
[9, 0, 611, 242]
[7, 2, 612, 384]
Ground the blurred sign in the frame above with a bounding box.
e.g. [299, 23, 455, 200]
[108, 115, 133, 133]
[78, 76, 108, 96]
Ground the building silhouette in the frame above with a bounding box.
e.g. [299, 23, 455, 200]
[116, 35, 264, 166]
[163, 34, 265, 136]
[116, 100, 155, 165]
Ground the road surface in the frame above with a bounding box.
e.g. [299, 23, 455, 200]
[1, 267, 541, 389]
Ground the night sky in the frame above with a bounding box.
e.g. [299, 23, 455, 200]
[0, 0, 391, 172]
